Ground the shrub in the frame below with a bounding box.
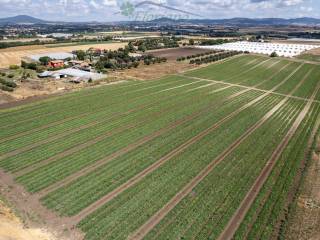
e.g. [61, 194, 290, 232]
[9, 65, 19, 70]
[7, 73, 14, 78]
[0, 84, 14, 92]
[270, 51, 278, 57]
[0, 78, 17, 88]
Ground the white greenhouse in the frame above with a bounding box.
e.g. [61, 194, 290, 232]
[197, 41, 319, 58]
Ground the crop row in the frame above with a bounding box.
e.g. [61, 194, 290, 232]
[143, 99, 305, 240]
[186, 55, 265, 81]
[0, 76, 192, 138]
[0, 80, 148, 124]
[41, 90, 267, 215]
[239, 60, 290, 87]
[233, 102, 320, 240]
[76, 94, 286, 240]
[223, 58, 280, 84]
[0, 77, 206, 155]
[2, 82, 233, 173]
[275, 64, 314, 95]
[292, 67, 320, 99]
[16, 85, 251, 193]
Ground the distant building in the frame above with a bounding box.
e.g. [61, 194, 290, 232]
[48, 60, 64, 68]
[29, 52, 75, 62]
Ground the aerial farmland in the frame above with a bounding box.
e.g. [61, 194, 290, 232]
[0, 53, 319, 240]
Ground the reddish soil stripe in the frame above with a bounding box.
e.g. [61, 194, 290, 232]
[216, 80, 320, 240]
[37, 87, 253, 198]
[0, 81, 203, 161]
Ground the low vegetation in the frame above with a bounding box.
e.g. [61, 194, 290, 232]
[189, 51, 242, 65]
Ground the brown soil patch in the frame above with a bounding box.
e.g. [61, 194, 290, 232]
[146, 47, 212, 61]
[109, 61, 196, 81]
[0, 200, 56, 240]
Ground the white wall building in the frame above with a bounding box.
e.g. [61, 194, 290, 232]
[197, 41, 319, 58]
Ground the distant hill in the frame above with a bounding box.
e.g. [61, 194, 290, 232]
[1, 15, 320, 26]
[0, 15, 48, 24]
[149, 17, 320, 26]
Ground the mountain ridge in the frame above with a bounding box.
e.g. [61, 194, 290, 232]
[1, 15, 320, 26]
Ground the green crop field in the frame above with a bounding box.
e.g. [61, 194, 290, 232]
[0, 55, 319, 240]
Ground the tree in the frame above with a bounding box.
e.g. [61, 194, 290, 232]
[189, 39, 195, 45]
[270, 51, 278, 57]
[39, 56, 51, 66]
[75, 50, 86, 60]
[138, 44, 147, 52]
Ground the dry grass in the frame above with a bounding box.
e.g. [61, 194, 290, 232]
[109, 61, 195, 81]
[0, 42, 127, 68]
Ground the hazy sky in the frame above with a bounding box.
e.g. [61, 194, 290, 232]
[0, 0, 318, 22]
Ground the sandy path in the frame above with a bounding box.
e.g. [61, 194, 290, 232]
[217, 79, 320, 240]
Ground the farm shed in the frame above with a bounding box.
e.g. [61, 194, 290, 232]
[56, 68, 106, 81]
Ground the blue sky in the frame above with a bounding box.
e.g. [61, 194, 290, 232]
[0, 0, 318, 22]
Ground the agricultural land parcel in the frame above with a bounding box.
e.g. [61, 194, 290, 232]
[0, 42, 127, 68]
[0, 55, 320, 240]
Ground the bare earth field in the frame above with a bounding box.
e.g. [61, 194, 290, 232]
[110, 61, 195, 80]
[0, 200, 55, 240]
[146, 47, 212, 60]
[0, 42, 127, 68]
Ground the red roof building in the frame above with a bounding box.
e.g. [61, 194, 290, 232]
[48, 60, 64, 68]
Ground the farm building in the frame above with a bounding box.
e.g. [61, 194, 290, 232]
[197, 41, 319, 57]
[48, 60, 64, 68]
[56, 68, 106, 81]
